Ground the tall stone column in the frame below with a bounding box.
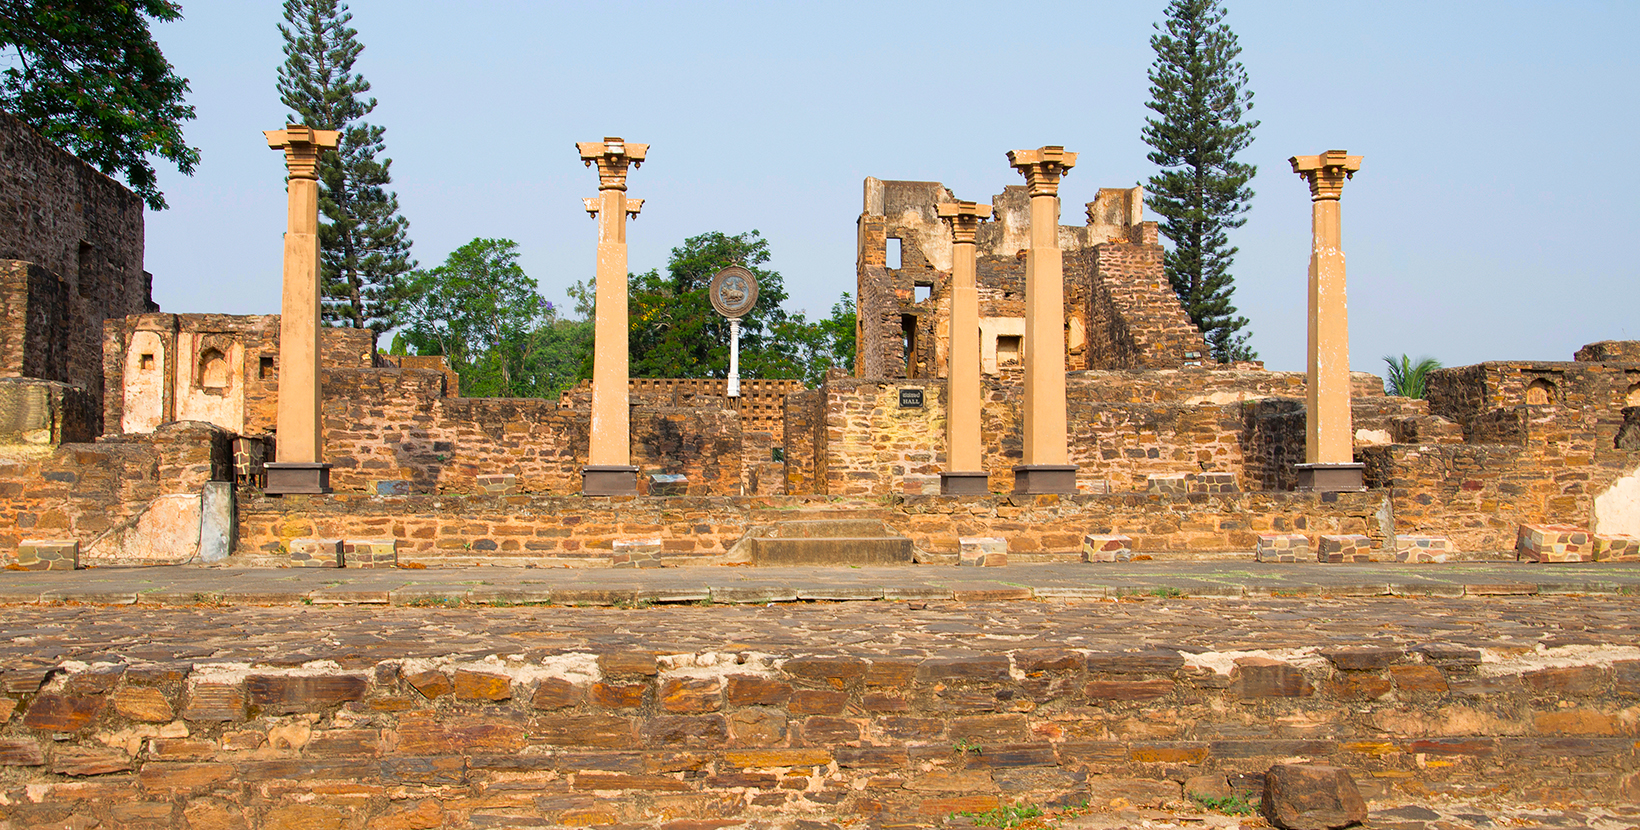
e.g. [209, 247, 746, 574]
[1290, 150, 1364, 492]
[578, 137, 647, 496]
[263, 124, 338, 495]
[1006, 146, 1078, 494]
[936, 199, 992, 496]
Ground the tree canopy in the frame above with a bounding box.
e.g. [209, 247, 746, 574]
[1142, 0, 1259, 363]
[397, 238, 554, 398]
[0, 0, 198, 210]
[277, 0, 413, 331]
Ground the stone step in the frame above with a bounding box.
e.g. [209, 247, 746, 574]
[765, 518, 892, 539]
[748, 536, 913, 566]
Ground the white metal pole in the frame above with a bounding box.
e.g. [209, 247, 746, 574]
[728, 317, 742, 397]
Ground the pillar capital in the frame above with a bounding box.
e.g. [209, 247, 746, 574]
[1007, 145, 1077, 197]
[264, 124, 339, 180]
[936, 200, 992, 244]
[1290, 150, 1362, 201]
[583, 197, 644, 219]
[578, 136, 647, 191]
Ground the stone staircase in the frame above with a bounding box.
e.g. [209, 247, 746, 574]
[737, 516, 914, 566]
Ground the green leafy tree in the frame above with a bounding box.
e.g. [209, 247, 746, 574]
[625, 230, 790, 379]
[1142, 0, 1259, 363]
[398, 238, 546, 397]
[1383, 354, 1441, 399]
[0, 0, 198, 209]
[277, 0, 413, 332]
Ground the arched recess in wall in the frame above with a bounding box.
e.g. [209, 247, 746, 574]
[198, 348, 230, 392]
[1526, 378, 1557, 406]
[1626, 382, 1640, 407]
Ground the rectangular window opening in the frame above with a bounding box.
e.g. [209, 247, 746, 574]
[259, 356, 275, 380]
[997, 335, 1022, 366]
[886, 237, 902, 270]
[139, 353, 155, 370]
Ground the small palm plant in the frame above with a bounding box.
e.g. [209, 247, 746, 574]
[1383, 354, 1441, 398]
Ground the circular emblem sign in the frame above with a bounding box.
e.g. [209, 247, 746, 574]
[709, 266, 759, 319]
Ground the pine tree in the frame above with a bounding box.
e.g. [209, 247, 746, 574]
[276, 0, 412, 331]
[1142, 0, 1259, 363]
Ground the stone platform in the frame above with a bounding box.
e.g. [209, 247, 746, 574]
[1, 563, 1638, 828]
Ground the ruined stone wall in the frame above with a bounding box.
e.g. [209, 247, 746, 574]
[563, 377, 802, 440]
[802, 370, 1394, 497]
[321, 369, 743, 497]
[857, 179, 1203, 379]
[782, 389, 821, 496]
[1085, 225, 1209, 370]
[0, 421, 230, 558]
[0, 113, 152, 425]
[103, 314, 378, 439]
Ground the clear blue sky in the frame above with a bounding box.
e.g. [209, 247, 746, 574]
[143, 1, 1640, 374]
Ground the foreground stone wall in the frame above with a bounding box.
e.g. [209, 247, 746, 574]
[0, 619, 1634, 826]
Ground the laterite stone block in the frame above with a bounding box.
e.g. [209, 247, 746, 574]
[612, 538, 664, 569]
[9, 539, 79, 571]
[1595, 534, 1640, 562]
[476, 474, 518, 495]
[958, 537, 1007, 567]
[1255, 534, 1309, 563]
[1191, 472, 1239, 495]
[1146, 474, 1188, 496]
[342, 539, 397, 569]
[1081, 534, 1134, 563]
[1516, 524, 1593, 563]
[1394, 535, 1452, 563]
[289, 538, 342, 568]
[1317, 534, 1373, 563]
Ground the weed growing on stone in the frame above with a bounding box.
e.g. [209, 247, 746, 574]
[1147, 586, 1185, 598]
[1189, 792, 1255, 815]
[404, 596, 460, 608]
[961, 802, 1043, 828]
[953, 738, 983, 756]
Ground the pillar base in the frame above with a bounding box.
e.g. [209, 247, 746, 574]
[264, 462, 331, 495]
[940, 471, 991, 496]
[582, 465, 639, 497]
[1012, 465, 1078, 495]
[1294, 462, 1365, 493]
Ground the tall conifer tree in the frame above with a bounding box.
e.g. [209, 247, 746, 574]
[1142, 0, 1259, 363]
[276, 0, 412, 331]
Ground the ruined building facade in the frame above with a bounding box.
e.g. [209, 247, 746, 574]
[855, 178, 1211, 380]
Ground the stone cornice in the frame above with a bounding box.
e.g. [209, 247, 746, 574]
[936, 200, 992, 244]
[264, 124, 339, 180]
[578, 136, 647, 191]
[1007, 146, 1077, 197]
[1290, 150, 1362, 201]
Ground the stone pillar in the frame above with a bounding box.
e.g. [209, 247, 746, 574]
[263, 124, 338, 495]
[1006, 146, 1078, 494]
[578, 137, 647, 496]
[936, 199, 992, 496]
[1290, 150, 1365, 492]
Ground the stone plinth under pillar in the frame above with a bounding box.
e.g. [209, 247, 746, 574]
[940, 471, 990, 496]
[265, 462, 332, 495]
[1294, 463, 1365, 493]
[582, 465, 639, 497]
[1012, 464, 1077, 495]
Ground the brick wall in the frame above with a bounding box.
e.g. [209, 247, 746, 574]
[0, 113, 152, 426]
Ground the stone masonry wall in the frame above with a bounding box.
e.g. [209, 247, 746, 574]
[236, 490, 1386, 566]
[321, 369, 744, 497]
[1085, 225, 1209, 370]
[0, 113, 152, 427]
[0, 261, 68, 383]
[0, 421, 230, 557]
[4, 618, 1633, 827]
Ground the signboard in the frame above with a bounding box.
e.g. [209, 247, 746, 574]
[709, 266, 759, 319]
[898, 388, 924, 408]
